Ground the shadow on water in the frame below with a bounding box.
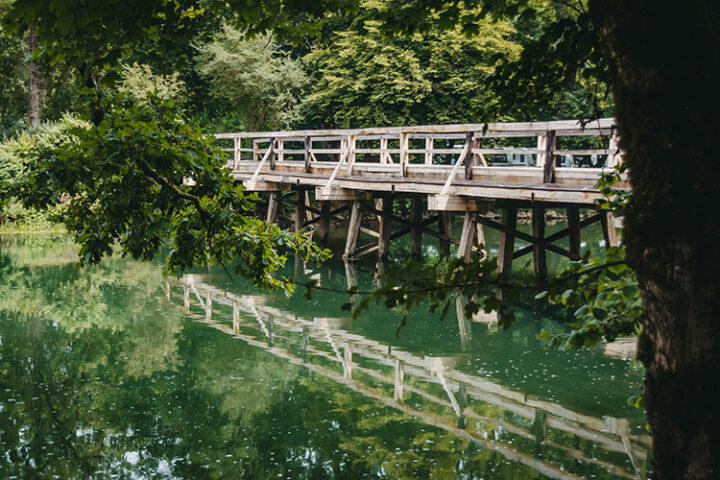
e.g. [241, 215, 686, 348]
[0, 234, 648, 480]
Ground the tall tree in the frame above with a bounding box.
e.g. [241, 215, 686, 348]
[26, 26, 39, 127]
[590, 1, 720, 478]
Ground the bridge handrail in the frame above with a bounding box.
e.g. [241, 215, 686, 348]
[215, 118, 617, 139]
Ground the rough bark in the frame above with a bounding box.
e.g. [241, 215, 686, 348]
[27, 27, 40, 128]
[591, 2, 720, 478]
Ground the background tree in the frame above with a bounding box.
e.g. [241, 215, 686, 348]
[196, 26, 307, 131]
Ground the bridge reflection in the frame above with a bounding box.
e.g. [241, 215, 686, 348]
[169, 273, 650, 480]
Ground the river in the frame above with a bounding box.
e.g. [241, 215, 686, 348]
[0, 232, 648, 479]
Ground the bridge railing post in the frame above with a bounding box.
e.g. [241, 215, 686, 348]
[425, 137, 434, 165]
[607, 130, 622, 167]
[536, 130, 556, 183]
[304, 135, 311, 172]
[233, 137, 240, 169]
[465, 131, 476, 180]
[380, 137, 389, 164]
[399, 132, 409, 177]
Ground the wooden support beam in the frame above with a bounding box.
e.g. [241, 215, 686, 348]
[377, 198, 393, 260]
[410, 197, 423, 256]
[601, 210, 618, 248]
[512, 212, 602, 259]
[242, 180, 288, 192]
[532, 206, 547, 280]
[315, 186, 370, 201]
[478, 214, 578, 260]
[439, 212, 452, 254]
[457, 212, 475, 262]
[294, 190, 306, 233]
[266, 191, 281, 223]
[476, 218, 486, 257]
[316, 202, 331, 245]
[567, 206, 581, 257]
[428, 195, 494, 212]
[497, 207, 517, 276]
[344, 200, 363, 259]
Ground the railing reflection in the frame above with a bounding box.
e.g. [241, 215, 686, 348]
[172, 273, 649, 480]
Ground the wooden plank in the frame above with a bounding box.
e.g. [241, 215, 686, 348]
[428, 195, 494, 212]
[213, 118, 616, 139]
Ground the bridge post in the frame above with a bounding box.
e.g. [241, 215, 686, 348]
[304, 135, 311, 172]
[601, 211, 619, 248]
[233, 137, 240, 169]
[294, 190, 306, 233]
[438, 212, 452, 254]
[608, 130, 622, 167]
[376, 198, 393, 260]
[567, 206, 581, 257]
[268, 137, 276, 170]
[457, 212, 475, 262]
[465, 131, 476, 180]
[497, 207, 518, 276]
[344, 200, 363, 259]
[410, 197, 423, 256]
[399, 132, 409, 177]
[276, 139, 284, 162]
[532, 206, 548, 280]
[316, 202, 331, 246]
[266, 192, 280, 223]
[537, 130, 557, 183]
[424, 137, 434, 164]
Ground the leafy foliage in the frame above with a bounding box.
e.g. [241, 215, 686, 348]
[196, 26, 307, 131]
[116, 62, 186, 102]
[298, 10, 520, 128]
[14, 93, 330, 291]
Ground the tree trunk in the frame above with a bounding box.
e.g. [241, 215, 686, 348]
[591, 2, 720, 478]
[27, 27, 41, 128]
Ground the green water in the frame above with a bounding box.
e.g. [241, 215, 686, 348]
[0, 234, 648, 480]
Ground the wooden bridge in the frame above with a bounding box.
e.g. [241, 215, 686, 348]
[167, 273, 650, 480]
[216, 118, 627, 276]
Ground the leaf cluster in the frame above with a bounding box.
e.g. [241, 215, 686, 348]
[13, 92, 331, 291]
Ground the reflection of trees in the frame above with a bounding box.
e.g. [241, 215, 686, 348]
[1, 237, 647, 479]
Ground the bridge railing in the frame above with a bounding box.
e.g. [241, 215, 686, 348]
[215, 118, 622, 179]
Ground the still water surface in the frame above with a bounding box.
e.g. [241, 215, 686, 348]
[0, 234, 648, 479]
